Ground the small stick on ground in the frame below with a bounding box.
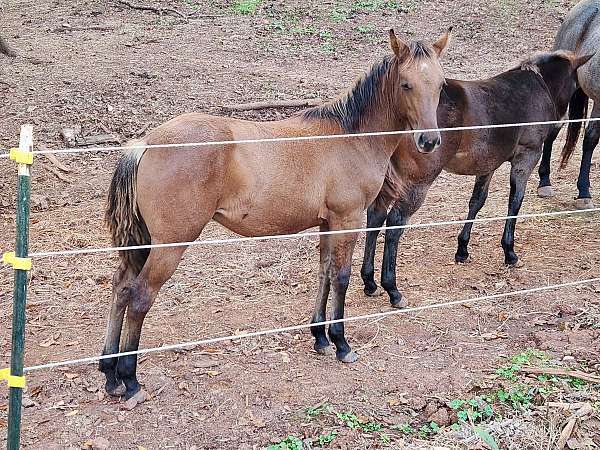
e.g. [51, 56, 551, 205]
[520, 366, 600, 384]
[556, 417, 576, 449]
[555, 403, 594, 449]
[222, 99, 323, 112]
[41, 150, 72, 173]
[51, 25, 116, 33]
[114, 0, 188, 20]
[0, 35, 17, 57]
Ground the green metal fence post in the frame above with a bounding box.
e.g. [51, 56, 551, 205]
[5, 125, 33, 450]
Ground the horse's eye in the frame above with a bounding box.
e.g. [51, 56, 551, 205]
[402, 83, 412, 91]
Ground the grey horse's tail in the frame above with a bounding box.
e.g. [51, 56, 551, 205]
[105, 141, 151, 274]
[559, 88, 589, 169]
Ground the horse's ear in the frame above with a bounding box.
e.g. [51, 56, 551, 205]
[432, 27, 453, 57]
[573, 53, 594, 69]
[389, 29, 407, 57]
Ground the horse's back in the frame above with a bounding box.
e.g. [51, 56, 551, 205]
[460, 71, 554, 127]
[444, 72, 555, 175]
[554, 0, 600, 99]
[554, 0, 600, 50]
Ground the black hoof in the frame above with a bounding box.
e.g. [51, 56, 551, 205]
[455, 252, 469, 263]
[123, 382, 142, 401]
[336, 350, 358, 364]
[104, 375, 126, 397]
[388, 290, 407, 308]
[363, 280, 379, 296]
[315, 343, 335, 356]
[505, 252, 519, 266]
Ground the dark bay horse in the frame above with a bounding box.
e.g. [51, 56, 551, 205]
[361, 50, 593, 307]
[537, 0, 600, 209]
[101, 29, 452, 399]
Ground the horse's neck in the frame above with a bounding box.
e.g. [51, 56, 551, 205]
[357, 101, 408, 158]
[537, 69, 571, 116]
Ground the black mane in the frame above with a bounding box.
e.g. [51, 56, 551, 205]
[303, 41, 433, 133]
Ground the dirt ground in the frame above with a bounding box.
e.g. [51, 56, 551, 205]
[1, 0, 599, 449]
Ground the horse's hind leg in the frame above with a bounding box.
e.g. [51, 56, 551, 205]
[360, 200, 389, 297]
[576, 104, 600, 209]
[99, 262, 137, 396]
[380, 205, 409, 308]
[455, 173, 494, 263]
[502, 149, 540, 266]
[116, 246, 188, 399]
[537, 125, 562, 198]
[311, 225, 333, 355]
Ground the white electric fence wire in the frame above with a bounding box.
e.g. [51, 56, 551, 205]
[1, 117, 599, 158]
[28, 207, 600, 258]
[23, 276, 600, 373]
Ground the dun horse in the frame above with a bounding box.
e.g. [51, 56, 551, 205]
[101, 30, 451, 399]
[537, 0, 600, 209]
[361, 50, 592, 307]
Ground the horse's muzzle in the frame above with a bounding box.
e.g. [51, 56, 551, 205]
[415, 131, 441, 154]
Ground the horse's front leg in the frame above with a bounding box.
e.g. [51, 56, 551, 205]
[360, 199, 390, 297]
[311, 225, 334, 356]
[327, 215, 361, 364]
[116, 247, 186, 399]
[502, 150, 539, 266]
[575, 105, 600, 209]
[455, 173, 494, 263]
[537, 125, 562, 198]
[380, 205, 409, 308]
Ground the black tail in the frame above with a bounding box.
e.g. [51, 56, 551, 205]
[559, 88, 589, 169]
[105, 145, 150, 274]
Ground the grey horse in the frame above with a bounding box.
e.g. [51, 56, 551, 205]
[538, 0, 600, 208]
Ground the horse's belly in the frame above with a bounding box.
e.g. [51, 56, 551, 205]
[445, 147, 507, 176]
[213, 201, 321, 237]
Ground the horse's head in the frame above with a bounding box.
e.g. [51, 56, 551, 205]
[519, 50, 594, 114]
[388, 28, 452, 154]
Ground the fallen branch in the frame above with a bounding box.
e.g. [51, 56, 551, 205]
[520, 366, 600, 384]
[42, 164, 74, 183]
[0, 35, 17, 57]
[42, 151, 72, 173]
[115, 0, 188, 20]
[222, 99, 323, 112]
[51, 25, 115, 33]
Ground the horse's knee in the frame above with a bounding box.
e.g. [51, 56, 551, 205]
[128, 294, 153, 318]
[121, 280, 153, 318]
[332, 266, 351, 291]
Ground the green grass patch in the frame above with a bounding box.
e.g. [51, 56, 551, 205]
[357, 24, 375, 34]
[267, 435, 303, 450]
[315, 431, 337, 447]
[232, 0, 262, 15]
[352, 0, 399, 12]
[336, 411, 383, 432]
[330, 5, 350, 22]
[306, 404, 332, 419]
